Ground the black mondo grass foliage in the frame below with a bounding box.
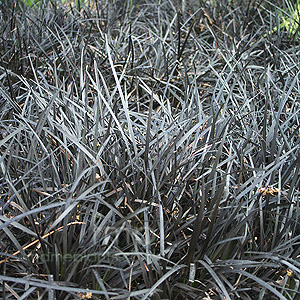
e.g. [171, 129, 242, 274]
[0, 0, 300, 299]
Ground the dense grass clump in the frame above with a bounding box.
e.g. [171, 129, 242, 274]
[1, 0, 300, 299]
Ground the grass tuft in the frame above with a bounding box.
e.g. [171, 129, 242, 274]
[1, 0, 300, 299]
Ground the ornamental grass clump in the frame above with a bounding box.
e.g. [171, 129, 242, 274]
[0, 0, 300, 299]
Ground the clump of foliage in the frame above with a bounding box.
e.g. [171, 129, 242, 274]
[279, 0, 300, 37]
[266, 0, 300, 38]
[1, 0, 300, 299]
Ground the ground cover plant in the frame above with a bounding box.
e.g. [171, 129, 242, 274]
[1, 0, 300, 299]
